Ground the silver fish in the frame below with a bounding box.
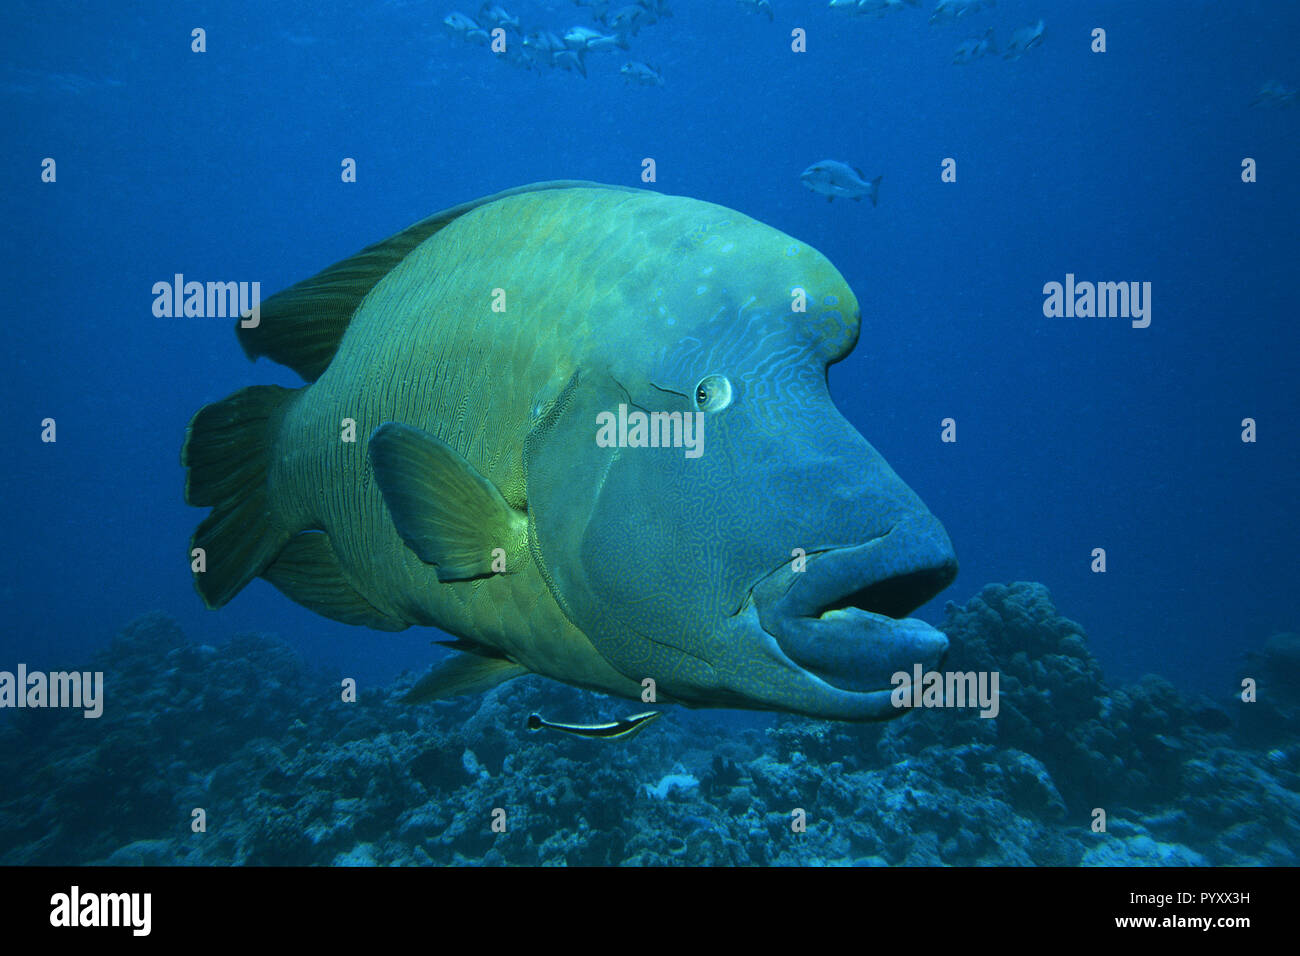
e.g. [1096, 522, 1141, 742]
[800, 160, 882, 206]
[552, 48, 588, 77]
[1002, 18, 1044, 60]
[443, 12, 490, 45]
[929, 0, 994, 26]
[477, 4, 520, 31]
[737, 0, 775, 21]
[523, 30, 567, 55]
[1250, 81, 1298, 108]
[563, 25, 629, 52]
[603, 4, 650, 35]
[620, 60, 663, 85]
[851, 0, 917, 19]
[953, 27, 996, 64]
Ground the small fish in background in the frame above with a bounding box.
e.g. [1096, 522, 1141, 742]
[522, 29, 616, 77]
[620, 60, 663, 85]
[572, 0, 609, 26]
[527, 711, 661, 740]
[800, 160, 882, 206]
[850, 0, 918, 19]
[496, 50, 531, 71]
[500, 42, 541, 71]
[1002, 19, 1045, 60]
[443, 12, 490, 45]
[737, 0, 775, 22]
[602, 3, 651, 35]
[586, 1, 669, 39]
[928, 0, 994, 26]
[631, 0, 671, 23]
[953, 27, 996, 64]
[1250, 80, 1298, 108]
[563, 25, 629, 52]
[477, 3, 521, 33]
[522, 29, 565, 57]
[552, 48, 589, 77]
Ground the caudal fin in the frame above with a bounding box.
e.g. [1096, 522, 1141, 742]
[182, 385, 298, 608]
[870, 175, 882, 208]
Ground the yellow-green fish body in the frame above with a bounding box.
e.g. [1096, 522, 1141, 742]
[183, 182, 957, 720]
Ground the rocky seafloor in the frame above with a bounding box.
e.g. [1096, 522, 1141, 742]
[1, 582, 1296, 866]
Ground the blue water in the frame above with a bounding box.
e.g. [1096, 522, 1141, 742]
[1, 0, 1297, 866]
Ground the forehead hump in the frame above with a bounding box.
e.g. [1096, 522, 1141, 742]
[647, 197, 860, 360]
[514, 189, 860, 366]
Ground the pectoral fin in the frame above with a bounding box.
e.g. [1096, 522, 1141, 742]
[369, 422, 526, 581]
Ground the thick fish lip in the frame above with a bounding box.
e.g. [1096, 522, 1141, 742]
[753, 515, 957, 697]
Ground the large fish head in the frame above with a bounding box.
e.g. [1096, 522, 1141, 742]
[524, 192, 956, 721]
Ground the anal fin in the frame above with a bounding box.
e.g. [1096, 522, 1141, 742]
[435, 637, 512, 659]
[402, 654, 528, 703]
[263, 532, 408, 631]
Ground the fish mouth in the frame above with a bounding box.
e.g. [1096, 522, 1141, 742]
[753, 514, 957, 703]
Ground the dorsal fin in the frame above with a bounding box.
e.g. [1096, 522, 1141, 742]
[235, 180, 638, 381]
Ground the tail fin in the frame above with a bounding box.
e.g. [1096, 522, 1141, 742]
[870, 175, 882, 208]
[182, 385, 298, 608]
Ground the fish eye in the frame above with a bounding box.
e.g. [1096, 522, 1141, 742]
[694, 374, 733, 413]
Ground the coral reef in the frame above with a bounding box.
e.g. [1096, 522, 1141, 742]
[0, 585, 1294, 866]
